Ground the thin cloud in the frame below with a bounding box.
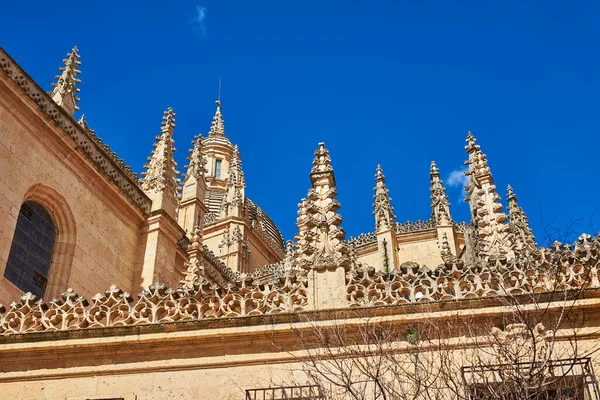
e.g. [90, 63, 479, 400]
[190, 6, 207, 36]
[447, 168, 469, 203]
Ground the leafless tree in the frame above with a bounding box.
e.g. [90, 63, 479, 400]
[272, 255, 600, 400]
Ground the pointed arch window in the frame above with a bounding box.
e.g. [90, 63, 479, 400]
[4, 201, 56, 297]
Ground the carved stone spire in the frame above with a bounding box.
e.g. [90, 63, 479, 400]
[184, 134, 207, 182]
[49, 46, 81, 116]
[219, 146, 245, 218]
[373, 165, 396, 232]
[464, 132, 512, 260]
[507, 185, 536, 253]
[295, 143, 350, 271]
[430, 161, 452, 226]
[141, 108, 180, 218]
[208, 100, 225, 137]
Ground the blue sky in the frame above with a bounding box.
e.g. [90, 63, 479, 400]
[1, 0, 599, 245]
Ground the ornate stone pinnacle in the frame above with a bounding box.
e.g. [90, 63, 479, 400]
[184, 134, 207, 181]
[464, 131, 491, 179]
[430, 161, 452, 226]
[463, 132, 511, 260]
[507, 185, 536, 253]
[77, 114, 95, 135]
[295, 143, 350, 271]
[373, 165, 396, 232]
[439, 232, 454, 263]
[208, 100, 225, 136]
[220, 146, 245, 218]
[49, 46, 81, 116]
[141, 108, 181, 200]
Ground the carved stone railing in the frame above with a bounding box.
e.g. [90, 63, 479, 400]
[453, 221, 469, 233]
[0, 48, 151, 213]
[0, 275, 308, 334]
[395, 219, 436, 233]
[347, 232, 377, 247]
[347, 235, 600, 306]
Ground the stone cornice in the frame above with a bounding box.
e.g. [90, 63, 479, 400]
[0, 47, 151, 213]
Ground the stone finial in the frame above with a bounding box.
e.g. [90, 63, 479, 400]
[310, 142, 334, 181]
[208, 100, 226, 136]
[219, 146, 245, 218]
[184, 134, 207, 182]
[373, 165, 396, 232]
[429, 161, 452, 226]
[507, 185, 536, 253]
[141, 108, 181, 214]
[77, 114, 95, 136]
[463, 132, 512, 260]
[295, 142, 350, 271]
[49, 46, 81, 116]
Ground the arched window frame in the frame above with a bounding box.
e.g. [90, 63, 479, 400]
[5, 184, 77, 300]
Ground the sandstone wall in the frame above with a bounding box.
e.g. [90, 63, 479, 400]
[0, 76, 146, 304]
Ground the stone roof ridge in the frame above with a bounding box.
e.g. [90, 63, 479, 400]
[49, 46, 81, 116]
[0, 47, 150, 213]
[141, 108, 181, 200]
[430, 161, 453, 225]
[373, 165, 396, 232]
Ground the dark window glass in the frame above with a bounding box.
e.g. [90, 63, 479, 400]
[4, 201, 56, 298]
[215, 159, 223, 179]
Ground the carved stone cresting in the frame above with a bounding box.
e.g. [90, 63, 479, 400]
[464, 132, 513, 260]
[295, 143, 350, 271]
[0, 48, 151, 213]
[507, 185, 536, 255]
[49, 46, 81, 116]
[373, 165, 396, 232]
[347, 233, 600, 306]
[430, 161, 452, 226]
[0, 274, 308, 334]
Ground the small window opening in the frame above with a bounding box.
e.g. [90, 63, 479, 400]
[215, 159, 223, 179]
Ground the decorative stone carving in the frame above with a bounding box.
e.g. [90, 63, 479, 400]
[347, 233, 600, 306]
[464, 132, 513, 260]
[439, 233, 455, 263]
[0, 274, 309, 334]
[295, 143, 350, 271]
[49, 46, 81, 116]
[208, 99, 225, 137]
[184, 134, 207, 181]
[141, 108, 180, 197]
[430, 161, 452, 226]
[396, 219, 436, 233]
[373, 165, 396, 232]
[507, 185, 536, 255]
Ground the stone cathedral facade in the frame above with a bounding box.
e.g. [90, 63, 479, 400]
[0, 47, 599, 400]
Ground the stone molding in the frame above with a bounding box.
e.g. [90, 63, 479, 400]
[0, 48, 151, 213]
